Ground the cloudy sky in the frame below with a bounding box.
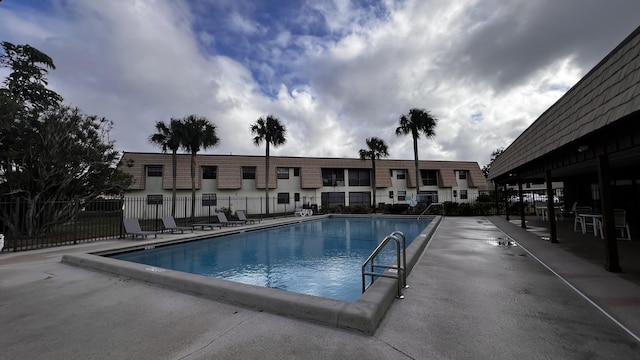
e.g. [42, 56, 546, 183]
[1, 0, 639, 168]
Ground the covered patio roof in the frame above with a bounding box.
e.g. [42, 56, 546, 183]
[488, 26, 640, 183]
[486, 26, 640, 273]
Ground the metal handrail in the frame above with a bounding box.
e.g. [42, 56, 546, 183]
[390, 230, 408, 289]
[417, 202, 444, 220]
[361, 232, 405, 299]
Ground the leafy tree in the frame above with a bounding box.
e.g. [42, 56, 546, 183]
[1, 42, 64, 182]
[482, 147, 505, 178]
[0, 42, 131, 236]
[0, 106, 132, 235]
[179, 114, 219, 221]
[395, 108, 437, 195]
[149, 118, 183, 216]
[359, 137, 389, 211]
[250, 115, 286, 216]
[1, 41, 62, 113]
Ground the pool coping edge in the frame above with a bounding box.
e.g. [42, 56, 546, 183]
[61, 215, 442, 334]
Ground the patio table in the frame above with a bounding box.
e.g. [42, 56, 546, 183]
[578, 213, 602, 237]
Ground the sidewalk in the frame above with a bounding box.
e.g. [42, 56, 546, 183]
[0, 216, 638, 359]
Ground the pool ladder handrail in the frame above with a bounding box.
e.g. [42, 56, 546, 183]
[417, 202, 444, 220]
[361, 231, 407, 299]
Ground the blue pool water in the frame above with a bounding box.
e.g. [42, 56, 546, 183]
[112, 217, 431, 302]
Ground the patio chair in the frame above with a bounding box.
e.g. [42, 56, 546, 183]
[573, 206, 592, 233]
[161, 216, 193, 234]
[123, 219, 157, 239]
[236, 210, 261, 224]
[217, 212, 244, 227]
[534, 201, 546, 220]
[614, 209, 631, 240]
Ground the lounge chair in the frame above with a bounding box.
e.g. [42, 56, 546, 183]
[217, 212, 244, 227]
[237, 210, 261, 224]
[191, 222, 221, 230]
[123, 219, 157, 239]
[294, 208, 313, 217]
[161, 216, 194, 234]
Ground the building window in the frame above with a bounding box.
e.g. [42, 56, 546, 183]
[322, 168, 345, 186]
[418, 191, 438, 203]
[348, 169, 370, 186]
[321, 192, 345, 209]
[277, 192, 290, 204]
[397, 190, 406, 201]
[420, 170, 438, 186]
[202, 193, 217, 206]
[147, 165, 163, 177]
[242, 166, 256, 179]
[277, 167, 289, 179]
[458, 170, 467, 180]
[202, 166, 217, 179]
[460, 190, 468, 200]
[147, 194, 163, 205]
[294, 168, 300, 176]
[349, 192, 371, 206]
[396, 170, 406, 179]
[294, 193, 300, 202]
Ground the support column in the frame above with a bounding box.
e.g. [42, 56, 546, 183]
[504, 184, 510, 221]
[597, 154, 621, 272]
[494, 182, 500, 216]
[546, 170, 558, 243]
[518, 178, 526, 228]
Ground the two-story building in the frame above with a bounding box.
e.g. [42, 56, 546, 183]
[119, 152, 489, 218]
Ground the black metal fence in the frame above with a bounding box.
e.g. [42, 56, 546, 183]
[0, 196, 304, 253]
[0, 193, 502, 253]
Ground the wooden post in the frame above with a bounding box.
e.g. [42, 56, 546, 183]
[597, 153, 621, 272]
[505, 184, 510, 221]
[518, 178, 526, 228]
[546, 170, 558, 243]
[494, 182, 500, 216]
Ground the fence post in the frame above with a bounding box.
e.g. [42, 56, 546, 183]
[154, 203, 159, 231]
[73, 198, 79, 244]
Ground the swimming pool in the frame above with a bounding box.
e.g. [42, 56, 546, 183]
[111, 217, 431, 302]
[62, 215, 441, 333]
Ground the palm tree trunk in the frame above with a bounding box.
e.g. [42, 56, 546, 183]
[171, 149, 177, 217]
[372, 158, 377, 213]
[265, 142, 270, 216]
[190, 151, 196, 221]
[413, 134, 420, 196]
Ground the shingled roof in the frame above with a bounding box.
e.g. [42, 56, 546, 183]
[120, 153, 489, 191]
[489, 26, 640, 180]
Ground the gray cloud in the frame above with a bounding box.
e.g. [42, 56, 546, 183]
[1, 0, 639, 169]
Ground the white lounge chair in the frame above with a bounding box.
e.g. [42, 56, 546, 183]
[237, 210, 261, 224]
[161, 216, 193, 234]
[294, 208, 313, 217]
[123, 219, 157, 239]
[217, 212, 244, 227]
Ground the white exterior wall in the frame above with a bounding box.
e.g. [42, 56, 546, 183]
[124, 159, 486, 218]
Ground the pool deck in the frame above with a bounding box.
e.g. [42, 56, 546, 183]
[1, 216, 638, 359]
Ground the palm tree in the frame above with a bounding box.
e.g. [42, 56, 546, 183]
[179, 114, 220, 221]
[149, 118, 183, 217]
[250, 115, 286, 216]
[395, 108, 437, 196]
[359, 137, 389, 212]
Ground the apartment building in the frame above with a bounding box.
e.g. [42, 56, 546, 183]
[120, 152, 489, 216]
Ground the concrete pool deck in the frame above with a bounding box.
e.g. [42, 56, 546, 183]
[1, 216, 638, 359]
